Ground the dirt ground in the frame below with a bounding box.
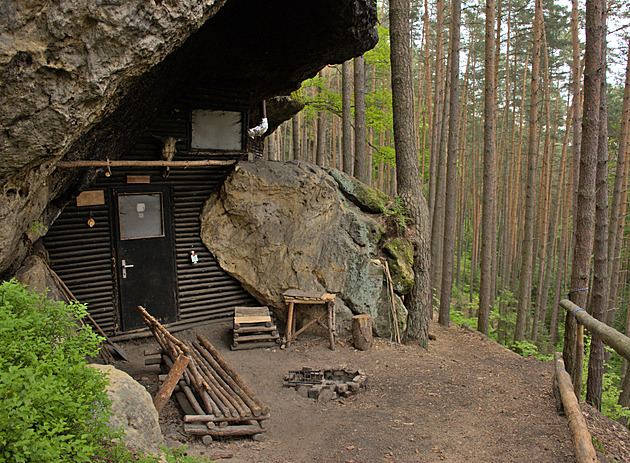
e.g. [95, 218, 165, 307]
[117, 318, 630, 463]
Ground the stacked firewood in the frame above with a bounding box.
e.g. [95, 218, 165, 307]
[138, 306, 269, 439]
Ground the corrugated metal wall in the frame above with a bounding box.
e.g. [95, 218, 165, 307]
[45, 92, 258, 335]
[45, 200, 118, 333]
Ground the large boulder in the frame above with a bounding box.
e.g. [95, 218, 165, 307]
[90, 364, 164, 456]
[200, 160, 407, 336]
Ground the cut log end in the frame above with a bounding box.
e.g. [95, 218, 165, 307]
[352, 314, 373, 351]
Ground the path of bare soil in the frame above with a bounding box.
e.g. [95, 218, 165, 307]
[118, 319, 630, 463]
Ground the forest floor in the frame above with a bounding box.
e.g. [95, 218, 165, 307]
[118, 315, 630, 463]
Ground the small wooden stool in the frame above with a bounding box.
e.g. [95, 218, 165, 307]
[282, 290, 336, 350]
[232, 306, 280, 350]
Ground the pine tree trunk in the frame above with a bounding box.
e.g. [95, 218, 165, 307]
[563, 0, 604, 397]
[342, 60, 353, 175]
[514, 0, 542, 343]
[354, 55, 367, 183]
[607, 42, 630, 326]
[586, 33, 608, 410]
[478, 0, 496, 335]
[390, 0, 432, 347]
[316, 72, 326, 167]
[428, 0, 445, 224]
[438, 0, 461, 327]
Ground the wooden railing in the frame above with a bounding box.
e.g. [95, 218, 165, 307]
[560, 299, 630, 362]
[556, 298, 630, 463]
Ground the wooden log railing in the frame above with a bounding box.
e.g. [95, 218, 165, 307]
[553, 353, 598, 463]
[558, 298, 630, 462]
[560, 299, 630, 361]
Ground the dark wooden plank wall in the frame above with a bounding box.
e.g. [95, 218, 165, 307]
[45, 90, 258, 335]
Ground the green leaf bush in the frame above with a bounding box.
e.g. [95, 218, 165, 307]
[0, 280, 112, 462]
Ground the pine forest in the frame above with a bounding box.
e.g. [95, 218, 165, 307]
[263, 0, 630, 423]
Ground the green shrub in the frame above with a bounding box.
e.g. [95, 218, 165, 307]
[0, 280, 112, 462]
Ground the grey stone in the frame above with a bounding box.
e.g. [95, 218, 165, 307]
[89, 364, 164, 456]
[317, 388, 336, 402]
[296, 385, 310, 398]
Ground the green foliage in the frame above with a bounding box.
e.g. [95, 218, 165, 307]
[29, 221, 47, 237]
[450, 309, 478, 328]
[579, 341, 630, 422]
[511, 340, 552, 361]
[0, 280, 111, 462]
[97, 443, 214, 463]
[380, 196, 411, 229]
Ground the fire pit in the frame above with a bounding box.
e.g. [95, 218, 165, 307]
[283, 366, 368, 402]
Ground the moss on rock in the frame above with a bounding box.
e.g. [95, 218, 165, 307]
[384, 238, 414, 295]
[327, 168, 389, 213]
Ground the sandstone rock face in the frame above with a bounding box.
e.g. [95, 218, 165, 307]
[1, 0, 225, 180]
[200, 160, 407, 336]
[14, 252, 66, 302]
[89, 364, 164, 456]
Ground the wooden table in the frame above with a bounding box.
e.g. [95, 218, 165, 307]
[283, 290, 336, 350]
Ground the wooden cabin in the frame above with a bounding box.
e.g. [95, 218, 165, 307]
[44, 87, 261, 337]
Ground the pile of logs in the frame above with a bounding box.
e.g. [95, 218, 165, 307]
[138, 306, 269, 440]
[283, 366, 368, 402]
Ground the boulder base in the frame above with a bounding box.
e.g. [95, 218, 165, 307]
[89, 364, 164, 456]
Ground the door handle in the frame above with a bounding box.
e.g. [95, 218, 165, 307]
[122, 259, 134, 279]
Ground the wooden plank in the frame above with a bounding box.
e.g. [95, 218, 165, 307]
[234, 325, 277, 334]
[283, 289, 335, 301]
[184, 423, 264, 437]
[76, 190, 105, 207]
[235, 306, 270, 317]
[127, 175, 151, 184]
[154, 353, 191, 413]
[234, 315, 271, 324]
[233, 333, 279, 342]
[231, 340, 281, 350]
[184, 414, 270, 423]
[57, 159, 237, 168]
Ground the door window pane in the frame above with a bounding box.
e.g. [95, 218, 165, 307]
[118, 193, 164, 240]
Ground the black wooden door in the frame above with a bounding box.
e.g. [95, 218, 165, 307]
[113, 188, 178, 331]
